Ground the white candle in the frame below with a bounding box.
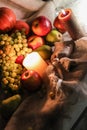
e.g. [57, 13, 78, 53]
[23, 52, 48, 77]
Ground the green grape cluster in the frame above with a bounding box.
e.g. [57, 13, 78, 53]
[0, 30, 32, 92]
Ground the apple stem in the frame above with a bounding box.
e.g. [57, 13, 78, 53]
[35, 23, 38, 28]
[25, 72, 29, 77]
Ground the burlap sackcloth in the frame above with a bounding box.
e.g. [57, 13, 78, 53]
[4, 34, 87, 130]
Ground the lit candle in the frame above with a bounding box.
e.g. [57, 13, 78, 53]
[23, 52, 48, 77]
[58, 8, 85, 40]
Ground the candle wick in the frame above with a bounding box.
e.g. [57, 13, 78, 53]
[61, 9, 66, 16]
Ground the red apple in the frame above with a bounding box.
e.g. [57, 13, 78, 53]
[28, 35, 44, 50]
[53, 16, 66, 33]
[15, 55, 24, 65]
[32, 16, 52, 36]
[13, 20, 30, 35]
[0, 7, 16, 32]
[21, 70, 42, 92]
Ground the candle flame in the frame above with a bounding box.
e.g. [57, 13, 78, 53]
[61, 9, 66, 15]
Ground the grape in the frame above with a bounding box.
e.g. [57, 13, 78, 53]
[2, 78, 8, 85]
[0, 30, 32, 92]
[0, 41, 5, 46]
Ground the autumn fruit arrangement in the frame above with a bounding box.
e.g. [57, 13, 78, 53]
[0, 7, 65, 115]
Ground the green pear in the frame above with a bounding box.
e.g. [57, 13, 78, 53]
[0, 94, 21, 117]
[46, 29, 62, 43]
[34, 45, 52, 60]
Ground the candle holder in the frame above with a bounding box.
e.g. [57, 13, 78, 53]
[58, 8, 85, 40]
